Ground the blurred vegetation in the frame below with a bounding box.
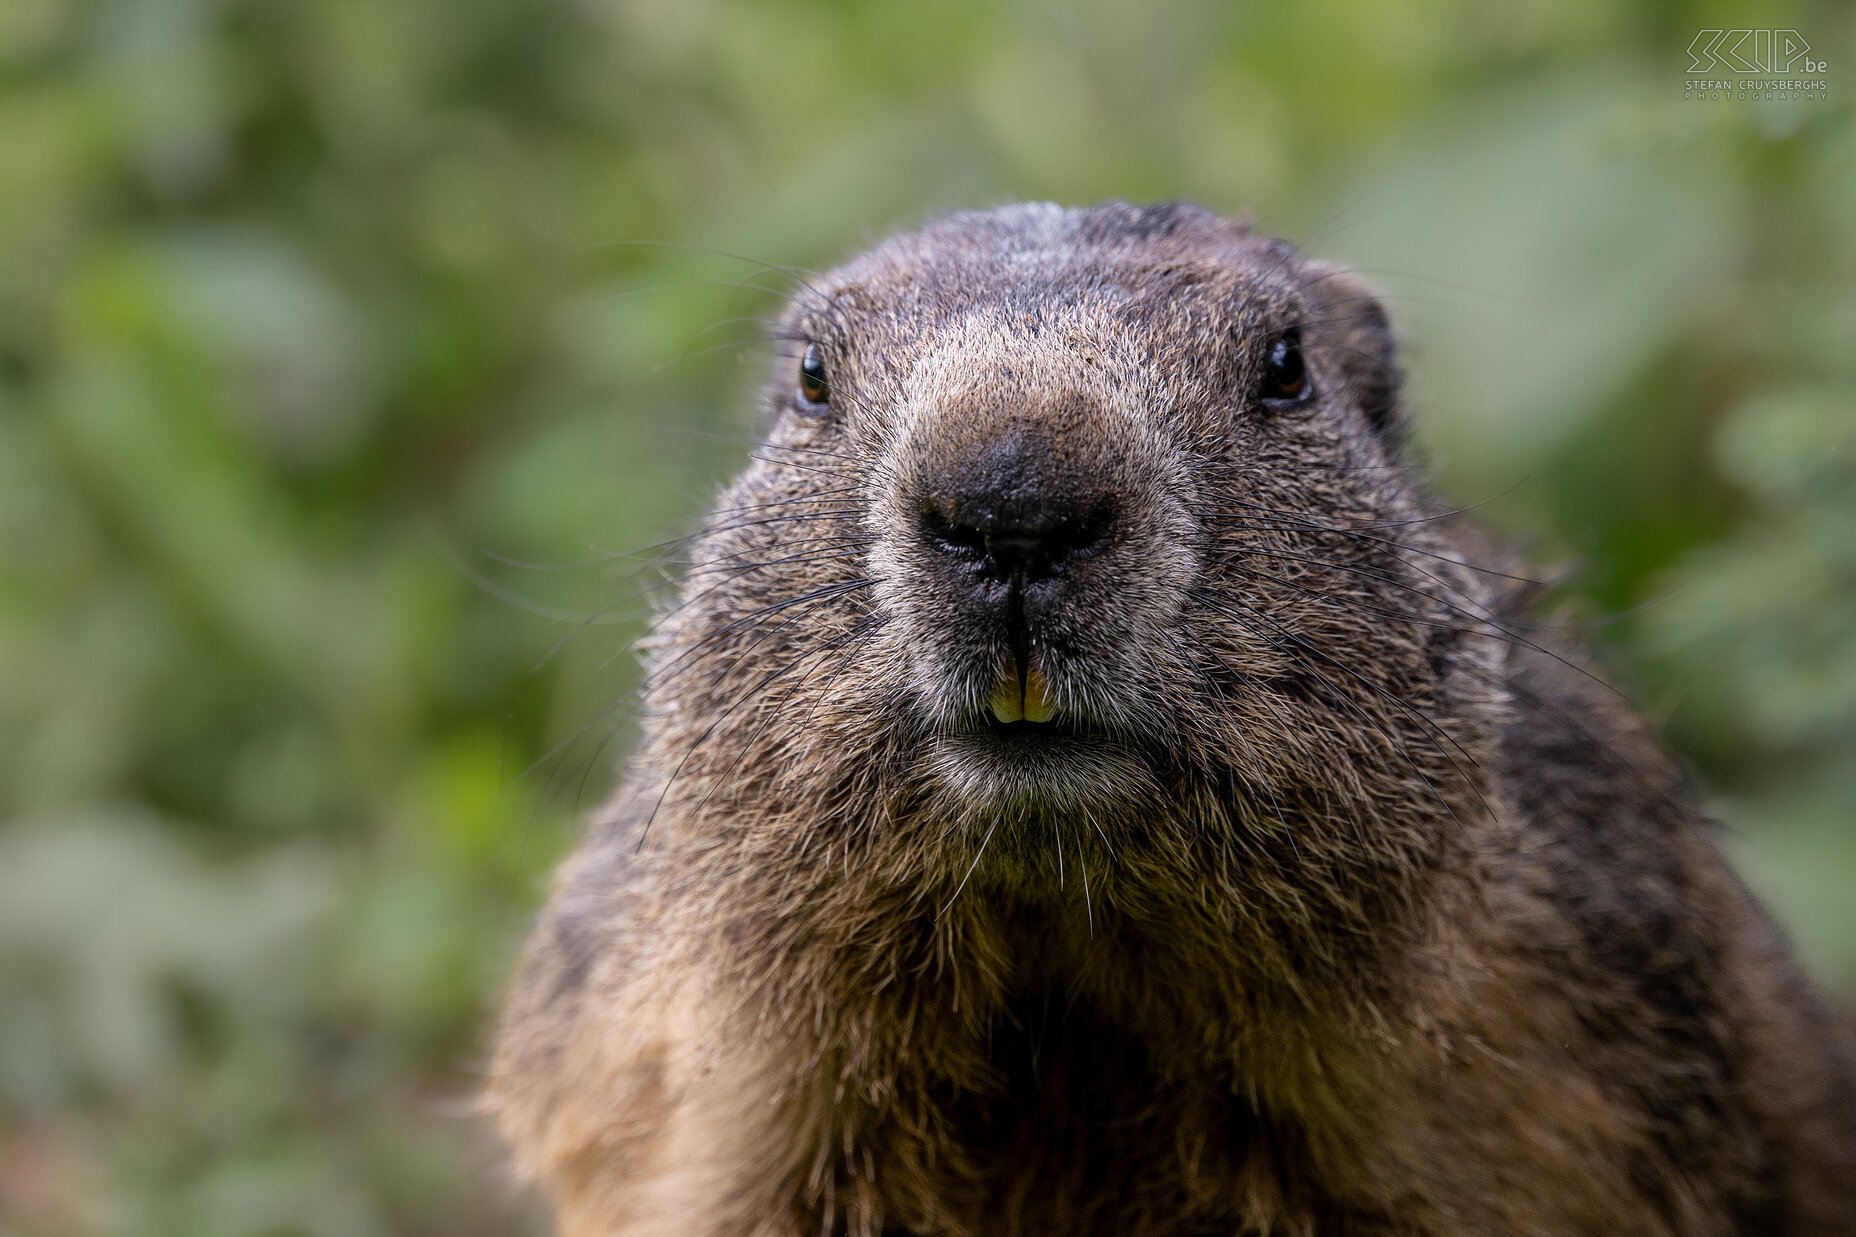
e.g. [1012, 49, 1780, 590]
[1, 0, 1850, 1233]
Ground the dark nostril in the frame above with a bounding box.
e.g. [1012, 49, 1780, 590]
[1049, 500, 1116, 561]
[919, 505, 989, 561]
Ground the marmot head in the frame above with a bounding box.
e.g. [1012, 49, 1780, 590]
[644, 202, 1503, 896]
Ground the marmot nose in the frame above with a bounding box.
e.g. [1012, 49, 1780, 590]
[915, 434, 1118, 585]
[919, 499, 1116, 582]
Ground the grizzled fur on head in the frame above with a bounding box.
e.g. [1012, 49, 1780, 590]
[642, 199, 1500, 935]
[490, 202, 1856, 1237]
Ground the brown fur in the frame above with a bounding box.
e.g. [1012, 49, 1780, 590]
[489, 201, 1856, 1235]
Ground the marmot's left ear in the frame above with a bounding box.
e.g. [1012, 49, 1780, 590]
[1302, 262, 1403, 442]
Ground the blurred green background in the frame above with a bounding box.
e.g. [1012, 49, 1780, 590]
[1, 0, 1850, 1233]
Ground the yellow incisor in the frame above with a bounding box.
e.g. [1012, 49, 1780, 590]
[987, 656, 1056, 724]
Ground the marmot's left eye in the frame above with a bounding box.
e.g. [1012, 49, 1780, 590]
[1259, 327, 1310, 406]
[797, 344, 830, 409]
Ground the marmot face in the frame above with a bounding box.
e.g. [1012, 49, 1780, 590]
[657, 200, 1500, 864]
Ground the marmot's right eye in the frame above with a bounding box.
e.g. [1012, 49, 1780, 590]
[796, 344, 830, 409]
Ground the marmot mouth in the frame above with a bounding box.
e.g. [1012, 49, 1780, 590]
[950, 655, 1109, 747]
[941, 711, 1110, 766]
[976, 713, 1096, 742]
[931, 707, 1148, 812]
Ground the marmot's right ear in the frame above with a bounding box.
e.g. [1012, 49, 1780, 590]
[1302, 262, 1403, 443]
